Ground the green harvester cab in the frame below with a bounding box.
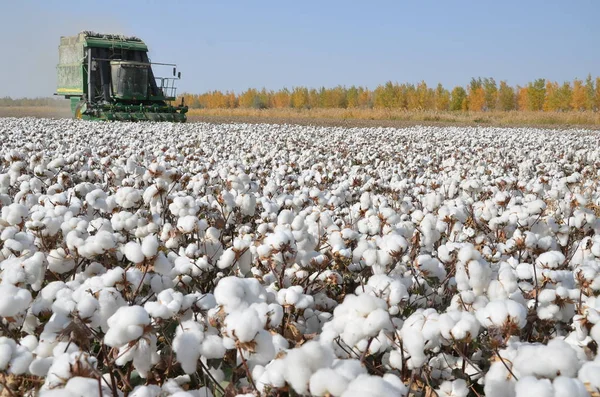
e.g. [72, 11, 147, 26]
[56, 31, 188, 122]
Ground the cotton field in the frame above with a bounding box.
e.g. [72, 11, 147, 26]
[0, 117, 599, 397]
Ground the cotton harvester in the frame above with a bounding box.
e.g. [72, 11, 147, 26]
[56, 31, 188, 122]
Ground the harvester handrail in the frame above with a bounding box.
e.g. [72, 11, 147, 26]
[91, 57, 177, 67]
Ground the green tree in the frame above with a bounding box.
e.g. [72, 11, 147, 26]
[482, 78, 498, 110]
[585, 74, 595, 110]
[527, 78, 546, 111]
[497, 81, 515, 111]
[346, 86, 359, 108]
[571, 79, 587, 111]
[434, 83, 450, 111]
[450, 86, 467, 111]
[290, 87, 309, 109]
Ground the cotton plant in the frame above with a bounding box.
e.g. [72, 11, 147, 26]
[2, 118, 600, 395]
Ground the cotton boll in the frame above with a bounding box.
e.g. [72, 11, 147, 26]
[309, 368, 350, 396]
[104, 305, 151, 347]
[578, 360, 600, 393]
[399, 308, 441, 369]
[362, 309, 392, 336]
[225, 307, 263, 343]
[439, 310, 480, 341]
[552, 376, 589, 397]
[214, 277, 268, 313]
[130, 385, 162, 397]
[436, 379, 469, 397]
[63, 376, 114, 397]
[512, 339, 579, 379]
[173, 320, 204, 374]
[115, 187, 141, 209]
[277, 286, 314, 309]
[199, 334, 226, 360]
[47, 248, 76, 274]
[514, 376, 553, 397]
[239, 193, 256, 216]
[475, 299, 526, 329]
[2, 203, 28, 226]
[145, 289, 184, 319]
[284, 342, 335, 394]
[217, 247, 236, 270]
[141, 234, 159, 258]
[124, 241, 145, 264]
[536, 251, 565, 269]
[340, 373, 406, 397]
[1, 251, 46, 291]
[42, 351, 98, 390]
[0, 284, 32, 317]
[177, 215, 199, 234]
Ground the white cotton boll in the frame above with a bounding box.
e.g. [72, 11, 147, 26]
[130, 385, 162, 397]
[466, 258, 492, 296]
[277, 209, 294, 225]
[362, 309, 392, 336]
[0, 284, 32, 317]
[309, 368, 349, 396]
[226, 308, 263, 342]
[141, 234, 159, 258]
[552, 376, 589, 397]
[256, 244, 271, 258]
[29, 357, 54, 377]
[515, 376, 553, 397]
[388, 349, 403, 370]
[239, 193, 256, 216]
[578, 360, 600, 392]
[512, 339, 579, 379]
[214, 277, 267, 312]
[340, 373, 406, 397]
[360, 192, 371, 210]
[277, 286, 314, 309]
[217, 248, 236, 270]
[476, 299, 527, 329]
[283, 342, 335, 394]
[0, 339, 15, 370]
[177, 215, 199, 233]
[439, 310, 480, 341]
[115, 186, 141, 209]
[536, 251, 565, 269]
[173, 320, 204, 374]
[399, 308, 441, 369]
[85, 188, 108, 211]
[145, 289, 184, 319]
[154, 252, 172, 275]
[104, 305, 150, 347]
[2, 203, 28, 225]
[38, 390, 79, 397]
[124, 241, 145, 264]
[199, 334, 225, 359]
[362, 248, 378, 267]
[416, 255, 447, 280]
[47, 247, 76, 274]
[42, 351, 97, 390]
[436, 379, 469, 397]
[63, 376, 113, 397]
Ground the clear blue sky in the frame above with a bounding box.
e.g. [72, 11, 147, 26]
[1, 0, 598, 98]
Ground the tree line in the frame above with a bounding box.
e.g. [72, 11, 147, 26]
[179, 76, 600, 112]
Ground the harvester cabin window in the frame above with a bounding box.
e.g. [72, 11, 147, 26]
[110, 62, 149, 100]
